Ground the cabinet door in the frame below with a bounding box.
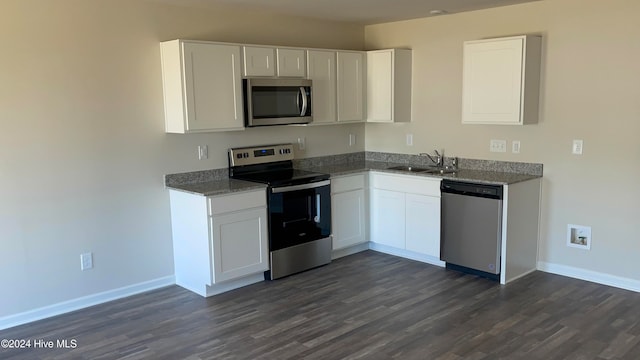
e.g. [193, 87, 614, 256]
[370, 188, 405, 248]
[277, 48, 306, 77]
[462, 37, 524, 125]
[307, 50, 337, 124]
[405, 193, 440, 257]
[366, 50, 393, 122]
[210, 207, 268, 283]
[332, 189, 366, 250]
[366, 49, 411, 123]
[181, 42, 244, 132]
[243, 46, 276, 77]
[337, 52, 364, 122]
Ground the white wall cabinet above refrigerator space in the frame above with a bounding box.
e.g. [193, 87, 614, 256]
[160, 40, 245, 133]
[366, 49, 412, 123]
[462, 35, 542, 125]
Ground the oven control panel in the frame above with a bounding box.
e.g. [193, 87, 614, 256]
[229, 144, 294, 166]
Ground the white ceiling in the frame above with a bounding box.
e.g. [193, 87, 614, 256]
[155, 0, 542, 24]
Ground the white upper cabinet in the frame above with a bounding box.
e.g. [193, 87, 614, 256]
[243, 46, 276, 77]
[462, 35, 542, 125]
[307, 50, 337, 124]
[160, 40, 244, 133]
[277, 48, 306, 77]
[336, 51, 365, 122]
[366, 49, 412, 123]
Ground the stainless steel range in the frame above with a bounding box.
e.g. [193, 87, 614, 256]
[229, 144, 332, 280]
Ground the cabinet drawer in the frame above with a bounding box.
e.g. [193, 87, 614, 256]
[208, 189, 266, 215]
[370, 172, 441, 197]
[332, 173, 365, 193]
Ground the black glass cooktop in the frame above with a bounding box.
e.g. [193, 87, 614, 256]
[232, 168, 329, 187]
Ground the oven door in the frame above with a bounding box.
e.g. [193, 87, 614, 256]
[269, 180, 331, 251]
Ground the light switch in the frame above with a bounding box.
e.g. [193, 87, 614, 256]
[406, 134, 413, 146]
[572, 140, 583, 155]
[349, 133, 356, 146]
[198, 145, 208, 160]
[512, 140, 521, 154]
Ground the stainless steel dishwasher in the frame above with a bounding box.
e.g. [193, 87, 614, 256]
[440, 180, 503, 280]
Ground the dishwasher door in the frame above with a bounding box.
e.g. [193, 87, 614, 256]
[440, 182, 503, 275]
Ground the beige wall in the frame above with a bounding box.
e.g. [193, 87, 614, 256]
[0, 0, 364, 320]
[365, 0, 640, 281]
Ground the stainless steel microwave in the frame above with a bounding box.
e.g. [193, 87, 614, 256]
[243, 78, 312, 127]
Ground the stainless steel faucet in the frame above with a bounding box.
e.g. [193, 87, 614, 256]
[420, 149, 444, 167]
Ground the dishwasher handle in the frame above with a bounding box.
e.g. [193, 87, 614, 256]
[441, 180, 503, 200]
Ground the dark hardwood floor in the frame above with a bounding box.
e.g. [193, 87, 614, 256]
[2, 250, 640, 359]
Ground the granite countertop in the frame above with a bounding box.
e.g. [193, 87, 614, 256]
[299, 160, 541, 185]
[167, 179, 266, 196]
[166, 161, 540, 196]
[165, 152, 542, 196]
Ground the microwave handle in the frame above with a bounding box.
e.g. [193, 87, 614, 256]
[299, 87, 308, 116]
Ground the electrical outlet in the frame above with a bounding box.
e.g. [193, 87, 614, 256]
[80, 252, 93, 270]
[490, 139, 507, 153]
[198, 145, 208, 160]
[349, 133, 356, 147]
[406, 134, 413, 146]
[297, 137, 306, 150]
[572, 140, 583, 155]
[512, 140, 521, 154]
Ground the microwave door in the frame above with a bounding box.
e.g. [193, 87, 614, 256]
[244, 78, 313, 126]
[251, 87, 300, 117]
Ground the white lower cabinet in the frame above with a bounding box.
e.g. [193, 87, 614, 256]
[169, 189, 268, 297]
[331, 173, 367, 250]
[210, 207, 268, 283]
[369, 172, 443, 265]
[370, 188, 405, 249]
[405, 193, 440, 257]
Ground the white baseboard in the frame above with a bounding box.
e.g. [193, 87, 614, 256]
[332, 242, 370, 260]
[0, 275, 176, 331]
[538, 261, 640, 293]
[369, 243, 445, 267]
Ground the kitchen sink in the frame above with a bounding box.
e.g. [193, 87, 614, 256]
[423, 167, 457, 175]
[386, 165, 431, 173]
[386, 165, 457, 175]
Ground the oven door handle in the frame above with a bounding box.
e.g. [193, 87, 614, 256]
[314, 193, 321, 223]
[271, 180, 330, 194]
